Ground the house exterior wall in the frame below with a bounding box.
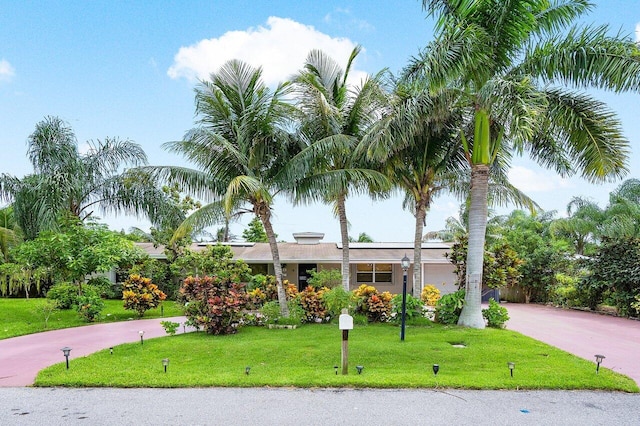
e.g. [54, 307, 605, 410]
[423, 263, 458, 295]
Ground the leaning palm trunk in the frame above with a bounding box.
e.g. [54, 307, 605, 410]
[259, 210, 289, 317]
[413, 200, 428, 297]
[457, 164, 489, 329]
[337, 195, 350, 291]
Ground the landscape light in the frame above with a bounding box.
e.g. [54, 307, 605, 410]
[356, 365, 364, 375]
[61, 347, 72, 370]
[162, 358, 169, 373]
[507, 362, 515, 377]
[432, 364, 439, 376]
[245, 366, 251, 375]
[334, 365, 339, 375]
[595, 354, 605, 374]
[139, 330, 145, 345]
[109, 347, 113, 355]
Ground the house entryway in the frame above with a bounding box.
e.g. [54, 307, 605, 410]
[297, 263, 317, 291]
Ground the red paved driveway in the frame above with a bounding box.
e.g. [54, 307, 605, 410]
[0, 316, 187, 387]
[505, 303, 640, 385]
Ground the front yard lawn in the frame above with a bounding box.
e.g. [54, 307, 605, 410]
[35, 323, 638, 392]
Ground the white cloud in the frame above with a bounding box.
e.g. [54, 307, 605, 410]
[0, 59, 15, 82]
[508, 166, 572, 192]
[167, 16, 366, 87]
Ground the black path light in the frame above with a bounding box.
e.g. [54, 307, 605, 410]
[595, 354, 605, 374]
[61, 347, 72, 370]
[109, 347, 113, 355]
[245, 366, 251, 375]
[400, 254, 410, 341]
[356, 365, 364, 375]
[139, 330, 145, 345]
[507, 362, 515, 377]
[432, 364, 440, 376]
[162, 358, 169, 373]
[334, 365, 338, 375]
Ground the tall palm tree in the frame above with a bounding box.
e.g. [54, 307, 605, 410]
[287, 48, 390, 291]
[550, 196, 604, 255]
[416, 0, 639, 328]
[0, 116, 174, 239]
[602, 179, 640, 238]
[148, 60, 297, 316]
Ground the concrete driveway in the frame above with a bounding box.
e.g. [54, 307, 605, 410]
[505, 303, 640, 385]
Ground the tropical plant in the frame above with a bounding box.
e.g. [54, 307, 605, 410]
[46, 282, 80, 309]
[391, 293, 425, 320]
[421, 284, 441, 306]
[288, 47, 390, 291]
[434, 289, 465, 325]
[146, 60, 297, 316]
[122, 274, 167, 317]
[353, 284, 393, 322]
[416, 0, 639, 327]
[306, 268, 342, 289]
[482, 298, 509, 328]
[242, 217, 269, 242]
[0, 116, 176, 240]
[0, 206, 21, 263]
[551, 197, 605, 256]
[179, 275, 248, 334]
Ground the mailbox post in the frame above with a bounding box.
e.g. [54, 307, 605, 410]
[339, 309, 353, 375]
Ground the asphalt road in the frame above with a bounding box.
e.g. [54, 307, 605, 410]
[2, 387, 640, 425]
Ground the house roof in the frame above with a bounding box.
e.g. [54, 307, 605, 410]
[136, 241, 452, 264]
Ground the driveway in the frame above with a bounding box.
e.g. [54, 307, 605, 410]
[505, 303, 640, 385]
[0, 316, 187, 387]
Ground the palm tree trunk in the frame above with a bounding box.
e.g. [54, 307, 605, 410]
[259, 209, 289, 317]
[413, 200, 427, 297]
[337, 194, 350, 291]
[457, 164, 489, 329]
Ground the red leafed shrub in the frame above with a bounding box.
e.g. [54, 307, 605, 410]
[179, 275, 248, 335]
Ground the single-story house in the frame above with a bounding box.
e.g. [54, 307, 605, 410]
[137, 232, 458, 296]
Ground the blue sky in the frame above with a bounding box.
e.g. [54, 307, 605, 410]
[1, 1, 638, 242]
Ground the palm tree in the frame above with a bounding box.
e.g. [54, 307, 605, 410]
[0, 116, 174, 239]
[148, 60, 297, 316]
[550, 196, 604, 255]
[287, 48, 390, 291]
[602, 179, 640, 238]
[416, 0, 639, 328]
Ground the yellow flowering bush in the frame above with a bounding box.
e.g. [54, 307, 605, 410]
[354, 284, 393, 322]
[122, 274, 166, 317]
[421, 284, 441, 306]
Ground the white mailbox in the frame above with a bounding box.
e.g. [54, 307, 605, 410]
[339, 309, 353, 330]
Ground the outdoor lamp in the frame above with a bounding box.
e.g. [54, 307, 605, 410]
[139, 330, 145, 345]
[334, 365, 339, 375]
[61, 347, 72, 370]
[595, 354, 605, 374]
[245, 366, 251, 375]
[432, 364, 439, 376]
[400, 254, 410, 341]
[109, 347, 113, 355]
[507, 362, 515, 377]
[162, 358, 169, 373]
[356, 365, 364, 375]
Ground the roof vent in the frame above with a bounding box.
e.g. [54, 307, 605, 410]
[292, 232, 324, 245]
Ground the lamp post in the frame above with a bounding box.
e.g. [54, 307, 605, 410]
[139, 330, 145, 345]
[61, 347, 72, 370]
[400, 254, 410, 341]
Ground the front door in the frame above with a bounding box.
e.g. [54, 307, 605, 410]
[297, 263, 317, 291]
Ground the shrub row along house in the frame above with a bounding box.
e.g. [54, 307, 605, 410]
[136, 232, 457, 296]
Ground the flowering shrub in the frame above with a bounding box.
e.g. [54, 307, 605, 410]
[353, 284, 393, 322]
[421, 285, 441, 306]
[298, 286, 329, 323]
[122, 274, 167, 317]
[179, 275, 248, 335]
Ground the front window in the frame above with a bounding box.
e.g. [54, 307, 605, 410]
[356, 263, 392, 284]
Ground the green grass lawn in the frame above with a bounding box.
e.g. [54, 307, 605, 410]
[35, 323, 638, 392]
[0, 298, 184, 340]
